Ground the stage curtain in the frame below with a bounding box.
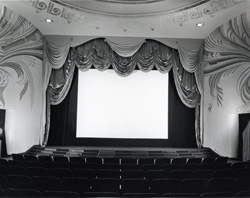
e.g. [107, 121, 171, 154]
[172, 51, 200, 108]
[45, 38, 202, 147]
[73, 39, 173, 76]
[243, 120, 250, 161]
[41, 40, 71, 146]
[177, 42, 204, 147]
[105, 39, 145, 57]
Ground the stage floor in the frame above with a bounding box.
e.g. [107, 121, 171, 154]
[23, 145, 219, 159]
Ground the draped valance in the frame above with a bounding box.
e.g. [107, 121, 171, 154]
[42, 38, 203, 147]
[73, 38, 173, 76]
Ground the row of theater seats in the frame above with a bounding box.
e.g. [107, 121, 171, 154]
[11, 154, 227, 164]
[0, 161, 250, 179]
[0, 175, 250, 197]
[0, 154, 249, 197]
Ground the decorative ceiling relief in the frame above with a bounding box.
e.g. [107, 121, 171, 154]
[0, 5, 43, 108]
[27, 0, 244, 27]
[204, 10, 250, 113]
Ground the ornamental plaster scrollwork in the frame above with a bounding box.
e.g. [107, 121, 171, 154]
[205, 11, 250, 113]
[0, 5, 43, 108]
[0, 68, 9, 107]
[27, 0, 244, 26]
[236, 67, 250, 112]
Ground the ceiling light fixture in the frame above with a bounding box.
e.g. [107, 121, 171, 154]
[196, 22, 204, 27]
[45, 18, 53, 23]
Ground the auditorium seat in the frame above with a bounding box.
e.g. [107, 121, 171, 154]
[215, 157, 228, 164]
[98, 164, 120, 170]
[233, 177, 250, 192]
[155, 158, 171, 165]
[150, 178, 179, 195]
[61, 177, 90, 194]
[97, 169, 120, 179]
[121, 178, 149, 194]
[202, 157, 216, 164]
[103, 158, 120, 164]
[12, 154, 25, 162]
[0, 165, 7, 175]
[211, 169, 232, 178]
[0, 159, 8, 166]
[43, 190, 80, 197]
[91, 178, 120, 193]
[161, 164, 179, 172]
[38, 156, 53, 162]
[180, 164, 199, 171]
[121, 164, 141, 170]
[42, 161, 60, 169]
[231, 162, 246, 170]
[82, 192, 119, 197]
[138, 158, 154, 165]
[69, 157, 85, 163]
[121, 170, 145, 179]
[171, 158, 187, 164]
[145, 170, 168, 180]
[190, 170, 213, 179]
[5, 188, 41, 197]
[80, 163, 99, 170]
[162, 193, 198, 197]
[6, 175, 35, 189]
[72, 169, 96, 179]
[24, 155, 38, 162]
[214, 163, 231, 170]
[123, 192, 159, 197]
[198, 163, 216, 170]
[33, 176, 61, 192]
[205, 178, 234, 193]
[7, 166, 28, 176]
[49, 168, 72, 178]
[200, 192, 234, 197]
[142, 164, 161, 171]
[232, 168, 250, 179]
[121, 158, 137, 165]
[8, 160, 25, 167]
[53, 156, 69, 163]
[0, 188, 4, 196]
[25, 161, 42, 168]
[27, 167, 51, 177]
[60, 162, 81, 170]
[176, 178, 207, 195]
[235, 191, 250, 197]
[186, 158, 202, 164]
[0, 174, 10, 190]
[85, 157, 102, 164]
[167, 170, 191, 180]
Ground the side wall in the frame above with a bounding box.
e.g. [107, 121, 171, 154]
[203, 11, 250, 158]
[0, 5, 43, 154]
[4, 59, 43, 154]
[203, 65, 248, 157]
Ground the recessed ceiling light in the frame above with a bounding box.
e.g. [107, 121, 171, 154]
[196, 22, 204, 27]
[45, 18, 53, 23]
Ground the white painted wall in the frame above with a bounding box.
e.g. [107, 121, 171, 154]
[4, 58, 43, 154]
[203, 64, 249, 157]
